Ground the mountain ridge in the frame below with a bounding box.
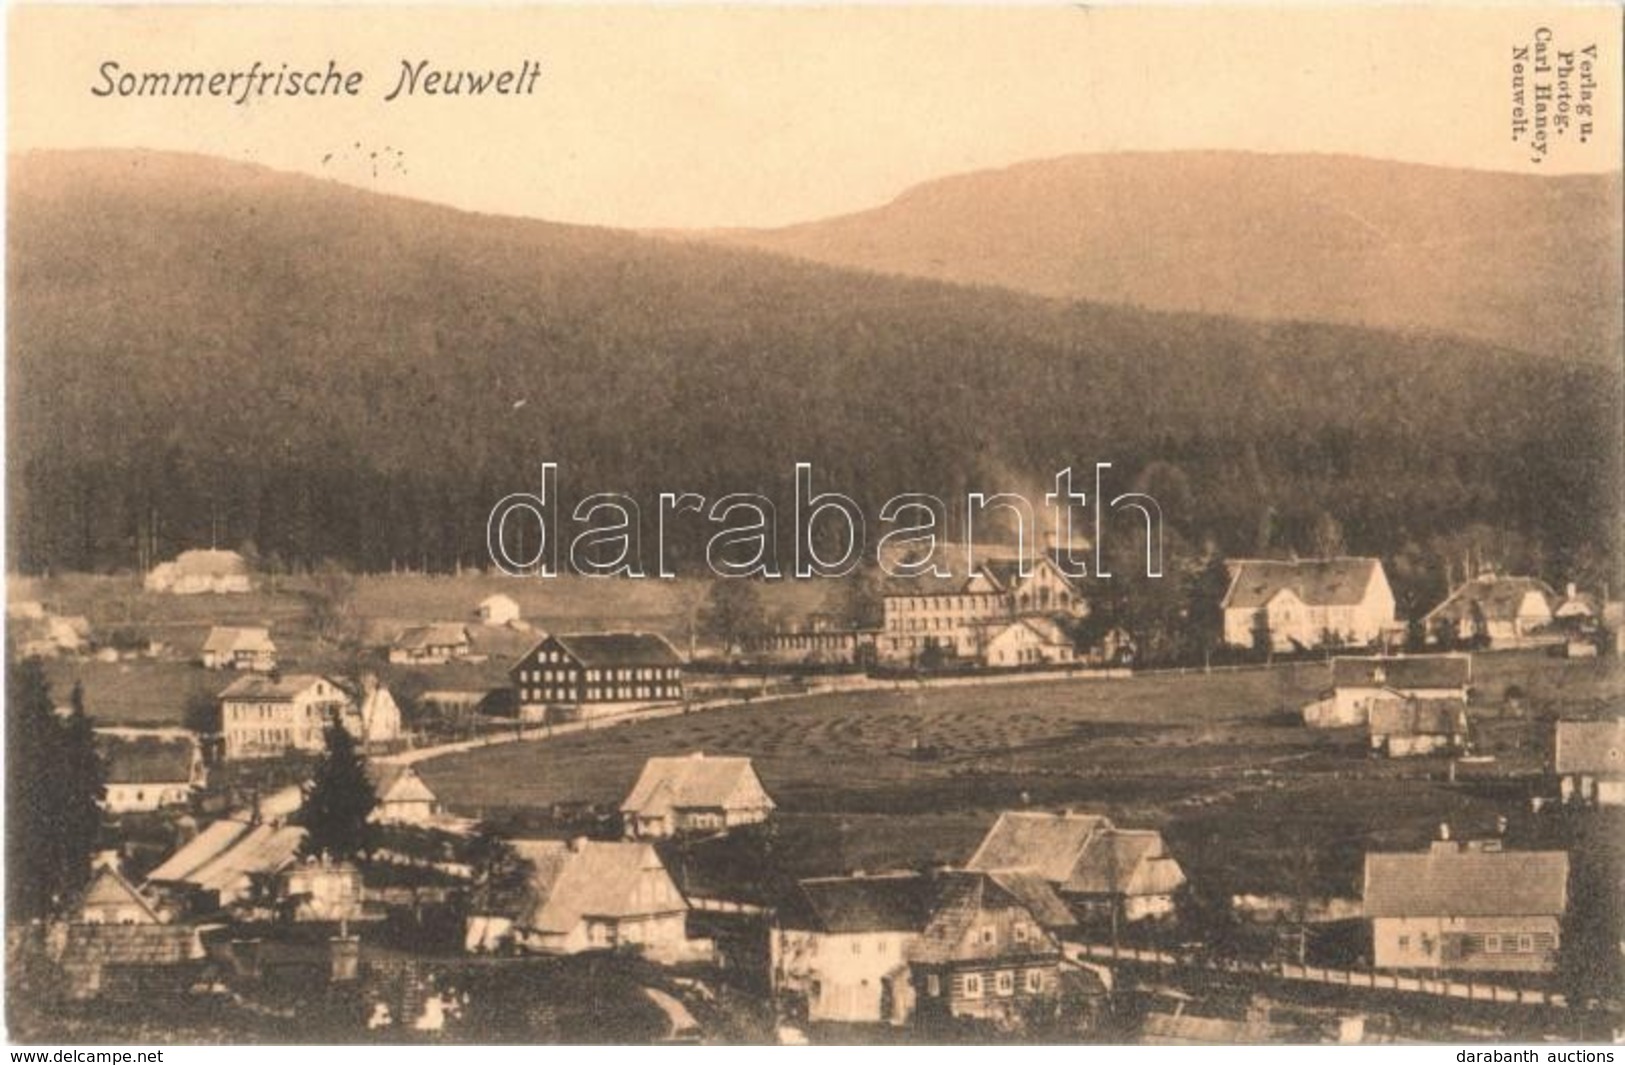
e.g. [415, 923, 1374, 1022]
[676, 150, 1623, 362]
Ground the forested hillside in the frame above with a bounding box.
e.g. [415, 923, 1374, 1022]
[8, 150, 1618, 596]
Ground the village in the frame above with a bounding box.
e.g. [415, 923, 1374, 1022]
[5, 542, 1622, 1044]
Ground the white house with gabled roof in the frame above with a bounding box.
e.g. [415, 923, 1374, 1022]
[621, 752, 774, 838]
[1221, 557, 1396, 652]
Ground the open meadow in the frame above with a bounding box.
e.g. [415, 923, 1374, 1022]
[16, 570, 1622, 898]
[420, 651, 1624, 897]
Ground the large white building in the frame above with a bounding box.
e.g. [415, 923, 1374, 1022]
[217, 674, 354, 760]
[1221, 557, 1396, 652]
[145, 549, 253, 595]
[879, 553, 1086, 664]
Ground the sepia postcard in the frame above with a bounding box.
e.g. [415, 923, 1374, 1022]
[3, 1, 1623, 1050]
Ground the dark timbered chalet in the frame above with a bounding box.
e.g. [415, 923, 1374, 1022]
[511, 632, 685, 721]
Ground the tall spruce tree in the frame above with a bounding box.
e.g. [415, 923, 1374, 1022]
[298, 713, 378, 860]
[5, 655, 105, 918]
[58, 682, 107, 891]
[698, 579, 767, 651]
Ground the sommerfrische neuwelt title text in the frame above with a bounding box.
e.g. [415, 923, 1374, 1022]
[91, 59, 542, 104]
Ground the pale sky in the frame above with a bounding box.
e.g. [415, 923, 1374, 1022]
[8, 4, 1623, 228]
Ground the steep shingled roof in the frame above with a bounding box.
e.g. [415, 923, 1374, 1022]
[980, 615, 1075, 648]
[880, 550, 1084, 599]
[965, 810, 1112, 883]
[990, 871, 1077, 930]
[201, 626, 274, 656]
[169, 549, 249, 577]
[393, 623, 471, 651]
[81, 865, 161, 924]
[146, 819, 306, 899]
[621, 753, 773, 815]
[367, 763, 438, 805]
[538, 632, 685, 669]
[777, 873, 934, 934]
[512, 839, 684, 934]
[1064, 830, 1186, 897]
[1331, 655, 1471, 691]
[218, 673, 341, 702]
[980, 553, 1083, 594]
[1363, 844, 1568, 918]
[1222, 558, 1385, 610]
[1368, 699, 1468, 738]
[1426, 575, 1557, 624]
[97, 733, 197, 785]
[880, 571, 986, 598]
[908, 871, 1072, 965]
[966, 810, 1184, 899]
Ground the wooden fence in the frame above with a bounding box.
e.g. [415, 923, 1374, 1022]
[1065, 941, 1567, 1008]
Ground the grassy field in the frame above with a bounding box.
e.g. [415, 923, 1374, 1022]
[420, 651, 1623, 896]
[16, 571, 1623, 898]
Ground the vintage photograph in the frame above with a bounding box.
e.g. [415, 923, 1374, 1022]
[4, 2, 1622, 1047]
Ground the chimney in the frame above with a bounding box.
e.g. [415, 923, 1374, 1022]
[568, 836, 588, 853]
[1567, 582, 1578, 601]
[690, 751, 705, 760]
[231, 938, 264, 980]
[329, 931, 360, 983]
[1438, 822, 1450, 841]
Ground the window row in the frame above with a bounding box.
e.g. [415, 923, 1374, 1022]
[889, 596, 1003, 614]
[524, 665, 679, 683]
[522, 685, 682, 703]
[925, 968, 1045, 999]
